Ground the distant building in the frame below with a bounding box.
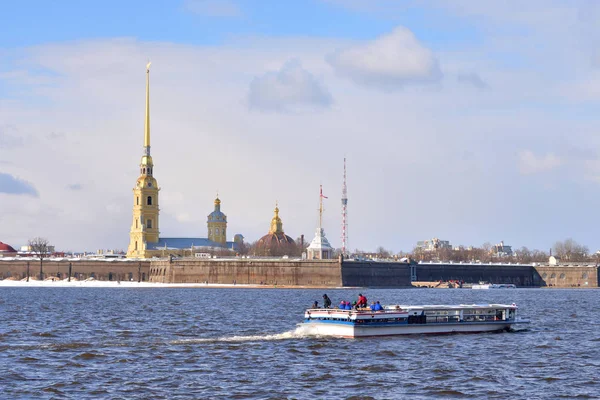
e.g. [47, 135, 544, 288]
[254, 204, 297, 257]
[19, 244, 56, 254]
[306, 186, 333, 260]
[549, 255, 561, 265]
[491, 241, 513, 258]
[416, 238, 452, 252]
[0, 242, 17, 257]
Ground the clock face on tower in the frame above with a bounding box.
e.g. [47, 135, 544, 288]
[148, 182, 152, 187]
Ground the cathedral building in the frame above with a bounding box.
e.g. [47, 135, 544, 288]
[126, 65, 242, 258]
[254, 204, 297, 257]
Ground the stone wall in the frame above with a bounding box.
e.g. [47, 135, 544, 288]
[416, 263, 536, 286]
[149, 258, 414, 287]
[150, 258, 342, 286]
[341, 260, 412, 287]
[416, 262, 600, 288]
[533, 265, 598, 288]
[0, 259, 151, 281]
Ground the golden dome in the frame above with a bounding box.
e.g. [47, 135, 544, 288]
[269, 204, 283, 234]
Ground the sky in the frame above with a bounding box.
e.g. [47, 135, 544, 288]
[2, 0, 600, 253]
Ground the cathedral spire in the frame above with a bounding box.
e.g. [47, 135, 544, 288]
[144, 61, 151, 155]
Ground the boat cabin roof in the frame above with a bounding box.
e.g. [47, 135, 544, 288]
[385, 303, 517, 310]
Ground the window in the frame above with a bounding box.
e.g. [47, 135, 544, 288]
[135, 241, 138, 250]
[147, 196, 152, 206]
[583, 272, 589, 279]
[147, 219, 152, 229]
[137, 197, 139, 205]
[136, 219, 138, 228]
[542, 273, 547, 279]
[550, 273, 556, 279]
[559, 273, 566, 280]
[216, 228, 219, 235]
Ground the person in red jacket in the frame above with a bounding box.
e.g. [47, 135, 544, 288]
[357, 293, 368, 308]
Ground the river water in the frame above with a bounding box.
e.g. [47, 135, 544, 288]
[0, 287, 598, 399]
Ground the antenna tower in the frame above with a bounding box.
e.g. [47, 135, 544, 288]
[341, 157, 348, 256]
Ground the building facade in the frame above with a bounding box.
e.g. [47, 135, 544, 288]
[416, 238, 452, 252]
[126, 65, 242, 258]
[207, 197, 227, 244]
[127, 63, 160, 258]
[307, 185, 333, 260]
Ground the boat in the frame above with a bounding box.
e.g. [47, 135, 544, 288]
[302, 303, 529, 338]
[472, 283, 517, 289]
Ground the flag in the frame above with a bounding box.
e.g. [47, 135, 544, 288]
[320, 185, 328, 199]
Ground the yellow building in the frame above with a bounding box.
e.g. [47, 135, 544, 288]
[127, 63, 160, 258]
[126, 64, 243, 258]
[207, 197, 227, 244]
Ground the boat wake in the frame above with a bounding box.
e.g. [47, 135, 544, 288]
[170, 325, 320, 345]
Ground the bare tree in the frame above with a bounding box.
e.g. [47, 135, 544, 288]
[376, 246, 391, 259]
[514, 246, 532, 264]
[29, 237, 50, 281]
[553, 238, 589, 262]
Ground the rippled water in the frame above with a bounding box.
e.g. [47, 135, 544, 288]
[0, 287, 598, 399]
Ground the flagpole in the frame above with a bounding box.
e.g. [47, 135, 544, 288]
[319, 185, 323, 231]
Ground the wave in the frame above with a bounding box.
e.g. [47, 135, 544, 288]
[170, 325, 319, 345]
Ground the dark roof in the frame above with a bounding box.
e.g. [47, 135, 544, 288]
[257, 232, 296, 247]
[147, 237, 239, 251]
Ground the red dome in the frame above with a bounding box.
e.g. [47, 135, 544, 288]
[0, 242, 17, 253]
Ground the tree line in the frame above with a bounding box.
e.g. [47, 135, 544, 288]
[354, 238, 594, 264]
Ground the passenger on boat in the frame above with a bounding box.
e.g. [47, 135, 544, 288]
[345, 302, 352, 310]
[323, 294, 332, 309]
[352, 301, 358, 309]
[312, 301, 319, 308]
[374, 301, 383, 311]
[339, 300, 346, 309]
[357, 294, 368, 309]
[369, 302, 377, 311]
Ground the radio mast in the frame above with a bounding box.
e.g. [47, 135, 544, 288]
[341, 157, 348, 257]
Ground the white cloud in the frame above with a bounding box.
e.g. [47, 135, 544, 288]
[518, 150, 563, 175]
[327, 26, 442, 88]
[248, 59, 332, 112]
[182, 0, 241, 17]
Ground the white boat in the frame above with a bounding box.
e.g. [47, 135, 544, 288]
[302, 303, 529, 338]
[472, 283, 517, 289]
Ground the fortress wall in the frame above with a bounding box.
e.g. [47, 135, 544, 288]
[0, 260, 151, 281]
[150, 259, 342, 286]
[416, 264, 536, 286]
[341, 261, 412, 287]
[533, 265, 598, 288]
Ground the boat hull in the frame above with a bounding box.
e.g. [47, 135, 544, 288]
[302, 321, 525, 338]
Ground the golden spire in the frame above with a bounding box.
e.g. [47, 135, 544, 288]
[144, 61, 151, 153]
[269, 202, 283, 234]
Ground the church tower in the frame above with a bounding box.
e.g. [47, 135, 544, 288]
[127, 63, 160, 258]
[207, 196, 227, 244]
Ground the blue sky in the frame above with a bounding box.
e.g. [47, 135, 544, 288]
[2, 0, 600, 253]
[1, 0, 481, 48]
